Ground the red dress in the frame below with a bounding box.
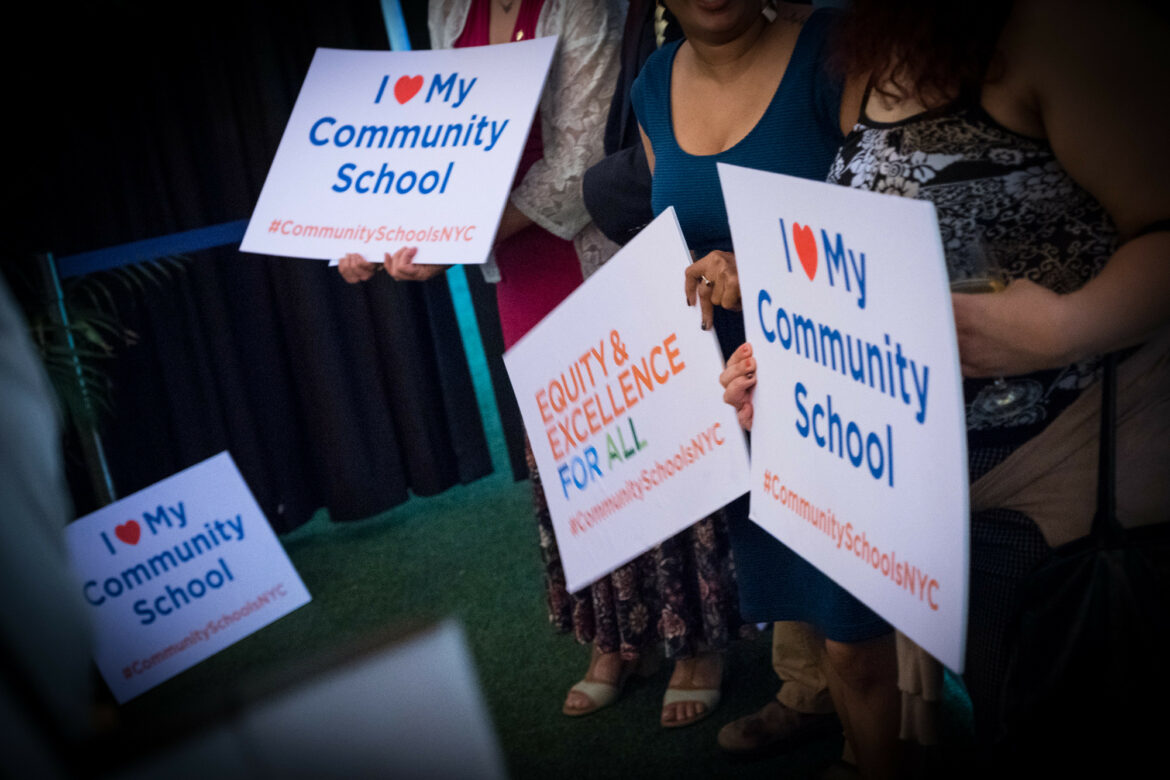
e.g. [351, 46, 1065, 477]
[454, 0, 584, 349]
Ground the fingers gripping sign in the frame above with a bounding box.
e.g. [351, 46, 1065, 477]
[338, 252, 379, 284]
[719, 342, 756, 431]
[336, 247, 449, 284]
[384, 246, 449, 282]
[685, 250, 742, 331]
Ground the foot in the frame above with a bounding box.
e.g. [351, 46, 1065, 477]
[563, 646, 628, 716]
[716, 699, 840, 753]
[661, 652, 723, 727]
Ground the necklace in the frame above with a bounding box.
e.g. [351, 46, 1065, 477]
[498, 0, 516, 13]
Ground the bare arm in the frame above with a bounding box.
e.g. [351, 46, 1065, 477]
[954, 0, 1170, 377]
[640, 122, 742, 329]
[495, 200, 534, 245]
[639, 124, 656, 175]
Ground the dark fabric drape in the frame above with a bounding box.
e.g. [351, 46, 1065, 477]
[15, 0, 497, 530]
[462, 268, 530, 482]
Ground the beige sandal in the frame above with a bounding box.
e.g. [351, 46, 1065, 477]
[563, 650, 659, 717]
[661, 686, 721, 728]
[661, 652, 723, 728]
[563, 678, 624, 716]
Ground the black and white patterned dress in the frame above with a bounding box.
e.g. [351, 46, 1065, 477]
[829, 99, 1117, 449]
[827, 97, 1120, 740]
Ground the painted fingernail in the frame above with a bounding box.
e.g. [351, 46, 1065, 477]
[701, 321, 711, 331]
[745, 372, 754, 380]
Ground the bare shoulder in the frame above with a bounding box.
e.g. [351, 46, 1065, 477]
[1003, 0, 1170, 234]
[1002, 0, 1170, 140]
[1003, 0, 1168, 79]
[988, 0, 1169, 137]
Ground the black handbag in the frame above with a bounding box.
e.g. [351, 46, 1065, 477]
[997, 353, 1170, 769]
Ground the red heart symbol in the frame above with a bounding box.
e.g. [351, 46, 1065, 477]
[115, 520, 141, 545]
[793, 222, 818, 281]
[394, 75, 423, 104]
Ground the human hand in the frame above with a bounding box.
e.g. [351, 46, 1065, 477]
[384, 247, 448, 282]
[719, 342, 756, 431]
[685, 250, 741, 331]
[338, 253, 379, 284]
[952, 278, 1075, 377]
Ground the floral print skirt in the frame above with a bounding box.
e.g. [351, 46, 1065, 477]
[528, 444, 742, 661]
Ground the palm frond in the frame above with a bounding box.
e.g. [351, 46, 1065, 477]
[16, 253, 185, 434]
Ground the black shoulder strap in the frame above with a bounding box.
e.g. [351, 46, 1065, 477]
[1092, 352, 1120, 541]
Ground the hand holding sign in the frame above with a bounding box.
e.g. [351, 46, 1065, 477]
[338, 253, 379, 283]
[503, 209, 750, 592]
[720, 163, 969, 672]
[337, 248, 448, 283]
[685, 250, 742, 331]
[719, 342, 756, 431]
[240, 40, 558, 264]
[385, 247, 448, 281]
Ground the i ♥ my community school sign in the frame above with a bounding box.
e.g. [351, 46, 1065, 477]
[65, 452, 311, 702]
[240, 38, 556, 265]
[721, 164, 969, 672]
[504, 209, 750, 593]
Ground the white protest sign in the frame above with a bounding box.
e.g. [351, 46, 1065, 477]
[65, 452, 311, 702]
[719, 164, 968, 671]
[126, 621, 506, 780]
[240, 39, 557, 264]
[503, 209, 751, 593]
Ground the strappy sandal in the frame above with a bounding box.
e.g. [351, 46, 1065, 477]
[563, 648, 658, 717]
[661, 687, 722, 728]
[661, 652, 723, 728]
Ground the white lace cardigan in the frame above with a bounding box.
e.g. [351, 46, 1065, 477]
[429, 0, 624, 279]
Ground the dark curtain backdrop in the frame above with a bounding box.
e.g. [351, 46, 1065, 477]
[12, 0, 511, 530]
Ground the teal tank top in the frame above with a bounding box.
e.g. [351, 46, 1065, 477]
[630, 11, 892, 640]
[631, 9, 845, 256]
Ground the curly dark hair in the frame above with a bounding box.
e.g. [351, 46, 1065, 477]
[831, 0, 1015, 106]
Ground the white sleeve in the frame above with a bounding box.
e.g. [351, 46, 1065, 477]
[509, 0, 624, 241]
[427, 0, 470, 50]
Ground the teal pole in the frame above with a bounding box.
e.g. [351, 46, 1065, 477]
[376, 0, 508, 474]
[37, 251, 117, 505]
[380, 0, 413, 52]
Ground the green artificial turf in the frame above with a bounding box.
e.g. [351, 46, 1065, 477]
[109, 456, 976, 778]
[106, 330, 976, 778]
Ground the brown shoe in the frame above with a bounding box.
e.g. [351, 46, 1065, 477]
[716, 700, 839, 754]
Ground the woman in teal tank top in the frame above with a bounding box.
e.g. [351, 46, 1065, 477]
[633, 2, 902, 776]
